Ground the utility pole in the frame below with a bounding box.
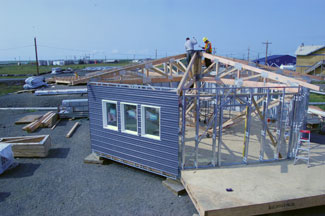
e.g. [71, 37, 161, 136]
[34, 37, 39, 76]
[262, 40, 272, 65]
[155, 49, 157, 59]
[247, 47, 250, 62]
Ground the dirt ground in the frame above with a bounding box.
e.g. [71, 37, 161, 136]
[0, 90, 324, 216]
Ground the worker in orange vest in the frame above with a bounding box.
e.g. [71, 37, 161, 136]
[202, 37, 212, 67]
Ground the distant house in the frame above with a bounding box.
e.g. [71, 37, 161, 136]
[104, 59, 119, 63]
[53, 60, 65, 66]
[38, 60, 53, 66]
[295, 44, 325, 75]
[253, 55, 296, 67]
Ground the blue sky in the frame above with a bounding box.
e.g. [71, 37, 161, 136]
[1, 0, 325, 60]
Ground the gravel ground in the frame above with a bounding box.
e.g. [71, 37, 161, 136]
[1, 92, 325, 216]
[0, 93, 196, 216]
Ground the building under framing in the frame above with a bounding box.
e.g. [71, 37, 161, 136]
[73, 51, 322, 179]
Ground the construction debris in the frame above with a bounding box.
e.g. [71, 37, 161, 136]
[22, 111, 58, 132]
[59, 99, 88, 119]
[0, 143, 14, 174]
[66, 122, 80, 138]
[84, 152, 104, 165]
[34, 88, 87, 96]
[0, 135, 51, 158]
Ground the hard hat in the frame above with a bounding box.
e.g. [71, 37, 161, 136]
[202, 37, 208, 42]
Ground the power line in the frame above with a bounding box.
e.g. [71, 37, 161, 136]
[0, 45, 33, 51]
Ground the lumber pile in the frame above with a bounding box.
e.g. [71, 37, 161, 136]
[0, 135, 51, 157]
[22, 111, 58, 132]
[15, 114, 42, 124]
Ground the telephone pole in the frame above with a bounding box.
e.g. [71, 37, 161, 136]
[155, 49, 157, 59]
[262, 40, 272, 65]
[247, 47, 250, 62]
[34, 37, 39, 76]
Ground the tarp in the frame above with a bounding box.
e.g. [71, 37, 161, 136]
[0, 143, 14, 175]
[23, 76, 48, 89]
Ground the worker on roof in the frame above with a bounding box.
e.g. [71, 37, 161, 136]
[202, 37, 212, 67]
[184, 37, 197, 65]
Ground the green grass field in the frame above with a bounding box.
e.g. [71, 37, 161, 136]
[0, 60, 131, 77]
[0, 83, 23, 96]
[309, 93, 325, 110]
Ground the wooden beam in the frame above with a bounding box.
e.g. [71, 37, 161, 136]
[177, 52, 197, 94]
[242, 74, 261, 81]
[150, 66, 168, 77]
[176, 61, 187, 72]
[202, 77, 299, 93]
[100, 76, 183, 85]
[202, 62, 216, 75]
[66, 122, 80, 138]
[219, 67, 237, 78]
[72, 53, 186, 85]
[202, 53, 320, 91]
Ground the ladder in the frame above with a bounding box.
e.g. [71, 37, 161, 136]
[294, 130, 311, 166]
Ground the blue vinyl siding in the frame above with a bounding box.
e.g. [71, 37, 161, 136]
[88, 83, 180, 178]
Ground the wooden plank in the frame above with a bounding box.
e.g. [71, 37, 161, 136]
[241, 74, 261, 81]
[218, 68, 237, 78]
[203, 53, 321, 91]
[15, 115, 42, 124]
[66, 122, 80, 138]
[202, 62, 216, 75]
[162, 178, 185, 195]
[202, 78, 299, 93]
[151, 66, 168, 77]
[177, 52, 197, 94]
[72, 54, 186, 85]
[51, 119, 61, 130]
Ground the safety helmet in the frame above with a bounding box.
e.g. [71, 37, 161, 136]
[202, 37, 208, 42]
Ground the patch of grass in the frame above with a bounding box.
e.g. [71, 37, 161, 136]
[0, 61, 131, 76]
[0, 83, 23, 96]
[310, 93, 325, 110]
[311, 81, 325, 84]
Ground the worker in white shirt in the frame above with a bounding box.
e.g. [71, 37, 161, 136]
[184, 37, 197, 65]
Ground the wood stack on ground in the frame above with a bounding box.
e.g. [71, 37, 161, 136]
[22, 111, 58, 132]
[0, 135, 51, 157]
[15, 114, 42, 124]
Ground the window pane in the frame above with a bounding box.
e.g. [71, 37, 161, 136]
[144, 107, 159, 136]
[106, 103, 117, 127]
[124, 104, 137, 132]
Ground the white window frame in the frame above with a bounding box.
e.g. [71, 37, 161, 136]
[102, 100, 118, 131]
[120, 102, 138, 136]
[141, 105, 161, 140]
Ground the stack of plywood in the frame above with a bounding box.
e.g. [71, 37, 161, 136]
[0, 135, 51, 157]
[22, 112, 58, 132]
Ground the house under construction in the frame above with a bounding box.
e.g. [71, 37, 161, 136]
[49, 51, 325, 215]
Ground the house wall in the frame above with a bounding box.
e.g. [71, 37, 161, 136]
[296, 47, 325, 73]
[87, 82, 180, 178]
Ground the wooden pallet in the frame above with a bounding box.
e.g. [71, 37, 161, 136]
[0, 135, 51, 157]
